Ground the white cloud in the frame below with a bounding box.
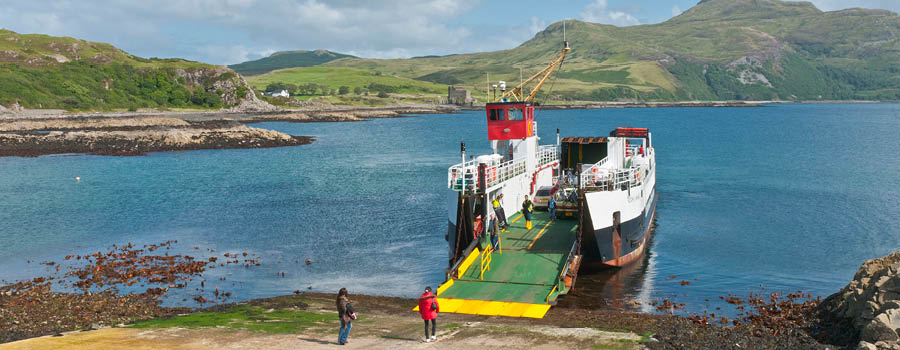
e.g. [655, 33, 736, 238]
[580, 0, 640, 26]
[530, 16, 547, 35]
[807, 0, 900, 12]
[671, 5, 683, 17]
[0, 0, 502, 64]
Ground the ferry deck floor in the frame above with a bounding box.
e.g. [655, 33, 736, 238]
[416, 210, 578, 319]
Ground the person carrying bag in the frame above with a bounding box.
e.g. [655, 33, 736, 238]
[336, 288, 356, 345]
[417, 286, 439, 342]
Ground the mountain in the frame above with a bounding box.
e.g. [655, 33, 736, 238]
[320, 0, 899, 102]
[228, 50, 355, 76]
[0, 29, 255, 111]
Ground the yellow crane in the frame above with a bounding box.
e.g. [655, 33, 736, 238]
[493, 41, 570, 103]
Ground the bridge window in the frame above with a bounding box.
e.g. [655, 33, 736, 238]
[509, 108, 524, 121]
[489, 109, 503, 121]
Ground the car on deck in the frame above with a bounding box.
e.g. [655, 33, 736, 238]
[533, 186, 556, 210]
[554, 186, 578, 219]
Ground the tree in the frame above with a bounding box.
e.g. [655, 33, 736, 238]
[353, 87, 363, 95]
[338, 86, 350, 95]
[377, 91, 389, 98]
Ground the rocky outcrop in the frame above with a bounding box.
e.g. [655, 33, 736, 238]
[0, 116, 189, 132]
[818, 252, 900, 349]
[225, 75, 278, 113]
[0, 121, 311, 157]
[173, 68, 276, 110]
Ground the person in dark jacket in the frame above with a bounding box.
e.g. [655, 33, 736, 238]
[522, 195, 534, 229]
[492, 194, 509, 229]
[418, 286, 439, 342]
[336, 287, 355, 345]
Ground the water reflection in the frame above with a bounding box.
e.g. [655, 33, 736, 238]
[556, 219, 658, 312]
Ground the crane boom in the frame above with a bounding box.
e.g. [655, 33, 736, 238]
[494, 42, 569, 103]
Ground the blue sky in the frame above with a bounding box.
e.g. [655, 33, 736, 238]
[0, 0, 897, 65]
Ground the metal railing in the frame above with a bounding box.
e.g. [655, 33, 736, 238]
[538, 145, 559, 168]
[479, 242, 492, 280]
[448, 145, 557, 192]
[580, 160, 647, 192]
[449, 157, 528, 191]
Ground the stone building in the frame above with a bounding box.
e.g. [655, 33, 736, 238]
[447, 86, 473, 106]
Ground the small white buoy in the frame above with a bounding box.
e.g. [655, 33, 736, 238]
[75, 176, 80, 183]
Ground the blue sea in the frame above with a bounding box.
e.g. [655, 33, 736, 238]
[1, 103, 898, 314]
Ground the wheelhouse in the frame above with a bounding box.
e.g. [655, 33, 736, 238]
[485, 102, 534, 140]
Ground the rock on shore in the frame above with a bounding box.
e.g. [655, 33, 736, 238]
[0, 120, 311, 157]
[818, 252, 900, 349]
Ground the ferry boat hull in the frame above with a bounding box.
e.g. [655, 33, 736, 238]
[563, 128, 657, 269]
[582, 188, 657, 268]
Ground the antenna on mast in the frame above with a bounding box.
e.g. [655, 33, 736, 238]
[520, 67, 523, 93]
[486, 73, 490, 103]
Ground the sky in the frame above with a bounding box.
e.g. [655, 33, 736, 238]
[0, 0, 897, 65]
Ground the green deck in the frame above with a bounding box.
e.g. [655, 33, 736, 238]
[439, 211, 578, 305]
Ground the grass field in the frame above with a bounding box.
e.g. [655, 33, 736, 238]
[247, 66, 447, 95]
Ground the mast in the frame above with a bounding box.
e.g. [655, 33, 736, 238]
[493, 41, 569, 103]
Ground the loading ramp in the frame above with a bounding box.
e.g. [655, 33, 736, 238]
[416, 211, 581, 318]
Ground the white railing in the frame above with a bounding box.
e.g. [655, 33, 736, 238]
[448, 145, 558, 192]
[538, 145, 559, 168]
[486, 158, 526, 188]
[626, 144, 640, 157]
[580, 161, 646, 192]
[449, 157, 528, 192]
[448, 159, 480, 191]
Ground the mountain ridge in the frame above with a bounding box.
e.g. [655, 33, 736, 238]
[313, 0, 899, 101]
[228, 50, 355, 76]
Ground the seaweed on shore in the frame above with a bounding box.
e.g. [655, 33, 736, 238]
[0, 240, 263, 343]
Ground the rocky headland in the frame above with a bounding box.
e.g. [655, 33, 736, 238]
[0, 104, 456, 157]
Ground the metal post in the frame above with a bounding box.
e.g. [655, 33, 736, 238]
[461, 142, 466, 192]
[478, 163, 488, 239]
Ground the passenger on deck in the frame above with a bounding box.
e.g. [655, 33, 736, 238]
[490, 219, 500, 252]
[522, 196, 534, 230]
[549, 197, 556, 219]
[492, 194, 509, 229]
[473, 215, 484, 243]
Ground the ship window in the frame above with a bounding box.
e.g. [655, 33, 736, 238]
[509, 108, 524, 121]
[489, 109, 502, 121]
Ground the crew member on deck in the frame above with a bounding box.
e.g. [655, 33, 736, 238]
[522, 196, 534, 230]
[492, 194, 508, 229]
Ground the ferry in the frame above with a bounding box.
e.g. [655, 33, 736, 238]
[431, 37, 657, 319]
[444, 39, 657, 270]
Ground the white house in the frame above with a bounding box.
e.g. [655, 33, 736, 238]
[268, 89, 290, 97]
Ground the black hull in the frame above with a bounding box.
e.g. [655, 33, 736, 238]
[582, 190, 657, 268]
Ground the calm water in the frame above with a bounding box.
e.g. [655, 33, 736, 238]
[1, 103, 898, 314]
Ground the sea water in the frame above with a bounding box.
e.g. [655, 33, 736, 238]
[0, 103, 898, 314]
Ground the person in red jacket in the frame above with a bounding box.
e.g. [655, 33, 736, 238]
[417, 286, 439, 342]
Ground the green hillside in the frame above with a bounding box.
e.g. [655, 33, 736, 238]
[318, 0, 899, 102]
[229, 50, 355, 76]
[0, 29, 252, 111]
[246, 66, 448, 105]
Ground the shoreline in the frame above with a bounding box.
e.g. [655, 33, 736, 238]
[0, 105, 456, 157]
[0, 290, 830, 349]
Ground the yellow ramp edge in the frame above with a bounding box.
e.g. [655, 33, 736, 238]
[436, 279, 454, 296]
[414, 298, 551, 319]
[457, 248, 480, 277]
